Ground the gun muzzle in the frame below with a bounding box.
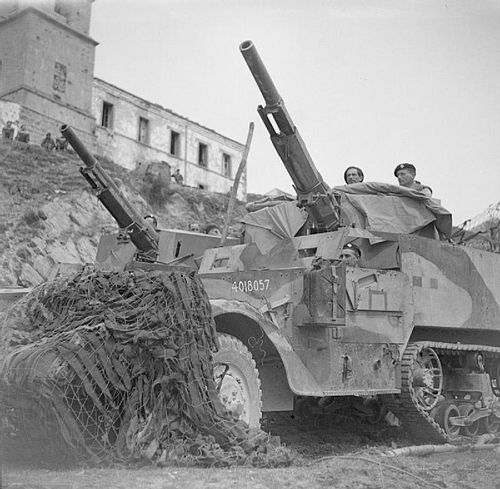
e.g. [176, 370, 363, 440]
[60, 124, 96, 169]
[240, 40, 281, 106]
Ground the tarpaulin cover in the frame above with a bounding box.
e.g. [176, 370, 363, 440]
[334, 182, 452, 237]
[240, 183, 451, 253]
[241, 202, 308, 254]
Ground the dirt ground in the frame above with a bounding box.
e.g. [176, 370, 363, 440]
[3, 414, 500, 489]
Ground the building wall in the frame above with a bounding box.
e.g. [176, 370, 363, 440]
[92, 79, 247, 200]
[0, 12, 29, 95]
[0, 7, 96, 144]
[22, 103, 95, 147]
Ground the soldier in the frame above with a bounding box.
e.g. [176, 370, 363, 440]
[394, 163, 432, 197]
[340, 243, 361, 266]
[143, 214, 158, 230]
[15, 125, 30, 143]
[41, 132, 56, 151]
[55, 137, 68, 151]
[343, 166, 364, 184]
[172, 168, 184, 185]
[204, 224, 221, 236]
[2, 121, 15, 140]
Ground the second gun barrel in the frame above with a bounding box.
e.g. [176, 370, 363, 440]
[240, 40, 281, 106]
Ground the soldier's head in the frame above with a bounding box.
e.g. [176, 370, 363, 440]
[205, 224, 221, 236]
[340, 243, 361, 266]
[394, 163, 416, 187]
[344, 166, 364, 184]
[144, 214, 158, 229]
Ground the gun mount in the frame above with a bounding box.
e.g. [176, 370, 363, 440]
[239, 40, 339, 233]
[60, 125, 159, 261]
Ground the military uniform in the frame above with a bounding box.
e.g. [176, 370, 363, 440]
[394, 163, 432, 197]
[41, 133, 56, 151]
[2, 122, 14, 140]
[15, 126, 30, 143]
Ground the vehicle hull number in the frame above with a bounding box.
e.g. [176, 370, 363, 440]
[232, 279, 270, 294]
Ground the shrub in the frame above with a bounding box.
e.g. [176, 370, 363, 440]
[141, 174, 171, 210]
[22, 209, 40, 225]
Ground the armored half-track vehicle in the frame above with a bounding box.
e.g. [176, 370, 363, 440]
[59, 40, 500, 444]
[196, 41, 500, 442]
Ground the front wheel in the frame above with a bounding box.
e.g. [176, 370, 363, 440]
[213, 334, 262, 429]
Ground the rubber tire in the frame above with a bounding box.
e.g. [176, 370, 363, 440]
[213, 333, 262, 429]
[433, 401, 461, 439]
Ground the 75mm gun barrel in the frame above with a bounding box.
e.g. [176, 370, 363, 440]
[240, 40, 339, 232]
[60, 125, 159, 259]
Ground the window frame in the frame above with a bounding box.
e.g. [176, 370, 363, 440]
[222, 152, 232, 178]
[170, 130, 180, 156]
[198, 142, 208, 168]
[138, 116, 150, 144]
[101, 101, 114, 129]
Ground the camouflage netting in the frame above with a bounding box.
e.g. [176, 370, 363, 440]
[0, 268, 291, 467]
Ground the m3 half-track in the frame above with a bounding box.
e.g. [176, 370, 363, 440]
[193, 41, 500, 442]
[59, 40, 500, 442]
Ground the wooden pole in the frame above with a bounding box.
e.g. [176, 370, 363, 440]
[220, 122, 254, 246]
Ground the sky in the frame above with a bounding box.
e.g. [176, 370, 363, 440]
[90, 0, 500, 225]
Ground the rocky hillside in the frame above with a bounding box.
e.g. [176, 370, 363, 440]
[0, 140, 249, 287]
[453, 202, 500, 252]
[463, 202, 500, 232]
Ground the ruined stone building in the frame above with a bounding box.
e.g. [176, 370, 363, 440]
[0, 0, 246, 199]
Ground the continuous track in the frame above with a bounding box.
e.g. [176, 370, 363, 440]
[381, 341, 500, 444]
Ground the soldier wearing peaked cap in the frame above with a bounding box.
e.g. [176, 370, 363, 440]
[394, 163, 432, 197]
[340, 242, 361, 266]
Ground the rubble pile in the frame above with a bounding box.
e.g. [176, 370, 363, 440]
[0, 268, 291, 467]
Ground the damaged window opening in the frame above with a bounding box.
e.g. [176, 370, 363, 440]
[138, 117, 149, 144]
[198, 143, 208, 168]
[170, 130, 180, 156]
[53, 62, 66, 93]
[101, 102, 113, 129]
[223, 153, 232, 178]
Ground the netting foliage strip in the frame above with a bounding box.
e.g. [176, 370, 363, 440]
[0, 268, 291, 466]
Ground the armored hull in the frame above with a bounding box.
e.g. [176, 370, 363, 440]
[199, 227, 500, 440]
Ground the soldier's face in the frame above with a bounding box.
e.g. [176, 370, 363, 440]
[396, 169, 415, 187]
[340, 249, 359, 266]
[346, 169, 362, 184]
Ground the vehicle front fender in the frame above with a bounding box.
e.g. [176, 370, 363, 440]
[210, 298, 324, 396]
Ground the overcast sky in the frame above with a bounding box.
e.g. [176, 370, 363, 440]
[90, 0, 500, 225]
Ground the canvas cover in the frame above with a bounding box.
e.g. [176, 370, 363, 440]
[241, 183, 452, 254]
[334, 182, 452, 237]
[241, 201, 308, 254]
